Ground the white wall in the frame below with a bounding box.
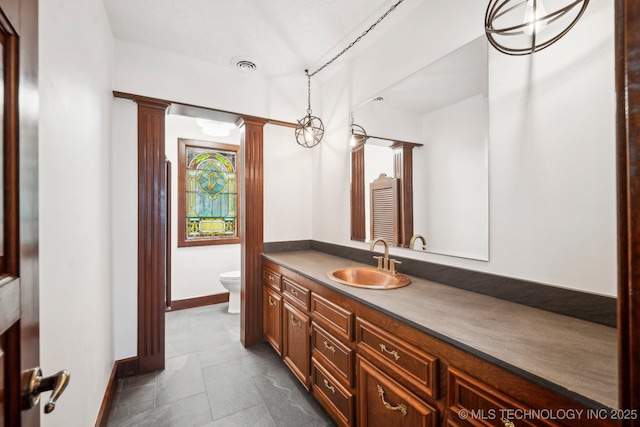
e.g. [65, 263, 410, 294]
[316, 0, 617, 296]
[165, 115, 241, 300]
[39, 0, 114, 426]
[111, 98, 138, 360]
[264, 123, 314, 242]
[417, 94, 489, 259]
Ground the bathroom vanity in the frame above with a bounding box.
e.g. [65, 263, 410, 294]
[261, 250, 617, 427]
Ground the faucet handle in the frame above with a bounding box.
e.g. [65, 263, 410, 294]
[389, 259, 401, 275]
[373, 256, 384, 269]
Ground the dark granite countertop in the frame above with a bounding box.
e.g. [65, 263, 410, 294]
[263, 250, 617, 409]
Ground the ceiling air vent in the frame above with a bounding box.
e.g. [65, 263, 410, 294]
[231, 56, 258, 72]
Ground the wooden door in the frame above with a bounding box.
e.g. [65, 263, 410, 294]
[0, 1, 51, 426]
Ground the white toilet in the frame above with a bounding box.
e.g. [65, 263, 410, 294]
[219, 270, 241, 314]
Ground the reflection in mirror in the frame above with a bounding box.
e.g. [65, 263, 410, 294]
[352, 36, 489, 261]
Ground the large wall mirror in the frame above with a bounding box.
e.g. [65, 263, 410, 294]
[351, 36, 489, 261]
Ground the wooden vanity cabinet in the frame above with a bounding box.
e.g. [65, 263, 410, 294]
[261, 259, 615, 427]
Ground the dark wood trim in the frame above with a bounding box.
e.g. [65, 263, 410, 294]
[3, 19, 19, 279]
[616, 0, 640, 420]
[5, 323, 20, 427]
[94, 362, 119, 427]
[165, 158, 172, 310]
[240, 116, 266, 347]
[392, 144, 415, 248]
[113, 91, 296, 129]
[350, 148, 366, 241]
[94, 357, 139, 427]
[169, 292, 230, 312]
[137, 100, 169, 374]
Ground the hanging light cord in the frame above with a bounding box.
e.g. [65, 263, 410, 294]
[306, 70, 312, 114]
[307, 0, 405, 78]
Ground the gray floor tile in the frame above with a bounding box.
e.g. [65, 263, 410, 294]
[156, 353, 206, 406]
[203, 359, 264, 420]
[209, 403, 277, 427]
[109, 393, 213, 427]
[108, 304, 335, 427]
[252, 370, 329, 427]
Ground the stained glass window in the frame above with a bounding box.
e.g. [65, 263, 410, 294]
[178, 138, 240, 246]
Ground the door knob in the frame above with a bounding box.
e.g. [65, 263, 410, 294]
[22, 367, 70, 413]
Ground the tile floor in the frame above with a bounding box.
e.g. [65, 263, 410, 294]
[107, 304, 336, 427]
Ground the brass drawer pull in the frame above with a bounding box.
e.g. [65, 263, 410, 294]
[268, 274, 275, 281]
[501, 418, 515, 427]
[291, 315, 302, 328]
[290, 288, 299, 297]
[268, 296, 277, 306]
[379, 344, 400, 361]
[323, 379, 336, 394]
[323, 341, 336, 354]
[376, 384, 407, 416]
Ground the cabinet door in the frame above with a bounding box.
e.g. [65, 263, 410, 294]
[283, 301, 311, 389]
[263, 286, 282, 355]
[357, 356, 437, 427]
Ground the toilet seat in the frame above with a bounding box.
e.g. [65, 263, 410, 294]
[219, 270, 241, 282]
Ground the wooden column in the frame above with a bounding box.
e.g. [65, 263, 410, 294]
[240, 117, 266, 347]
[392, 143, 417, 248]
[137, 99, 169, 373]
[351, 148, 366, 242]
[616, 0, 640, 421]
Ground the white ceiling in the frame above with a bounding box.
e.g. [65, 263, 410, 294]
[102, 0, 413, 78]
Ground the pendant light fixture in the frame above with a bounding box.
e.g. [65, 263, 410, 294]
[294, 0, 405, 148]
[295, 70, 324, 148]
[485, 0, 589, 55]
[349, 113, 368, 152]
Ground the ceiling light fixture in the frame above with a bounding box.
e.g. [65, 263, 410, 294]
[295, 0, 405, 148]
[295, 70, 324, 148]
[485, 0, 589, 55]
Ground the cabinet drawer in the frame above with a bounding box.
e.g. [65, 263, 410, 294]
[312, 359, 354, 427]
[448, 367, 558, 427]
[357, 356, 437, 427]
[356, 318, 438, 399]
[311, 293, 354, 342]
[263, 267, 282, 292]
[283, 277, 310, 310]
[311, 322, 354, 387]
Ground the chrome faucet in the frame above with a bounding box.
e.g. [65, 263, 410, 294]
[370, 238, 401, 275]
[409, 234, 426, 250]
